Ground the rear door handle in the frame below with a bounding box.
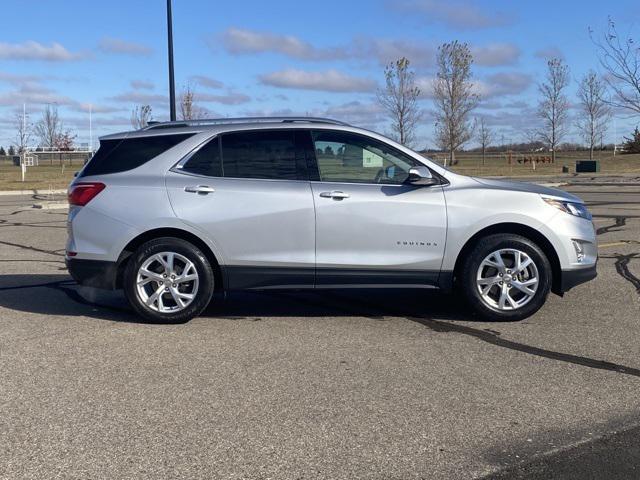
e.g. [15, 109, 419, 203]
[319, 191, 350, 200]
[184, 185, 215, 194]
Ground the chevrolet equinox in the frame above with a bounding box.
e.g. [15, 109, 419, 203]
[66, 117, 597, 323]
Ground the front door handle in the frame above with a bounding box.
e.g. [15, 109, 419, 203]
[184, 185, 215, 194]
[319, 191, 350, 200]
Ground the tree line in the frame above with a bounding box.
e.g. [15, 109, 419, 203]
[377, 17, 640, 162]
[6, 104, 76, 155]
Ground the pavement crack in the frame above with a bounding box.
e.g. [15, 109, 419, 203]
[0, 239, 64, 257]
[596, 216, 627, 236]
[408, 317, 640, 378]
[615, 255, 640, 294]
[600, 252, 640, 296]
[613, 253, 640, 295]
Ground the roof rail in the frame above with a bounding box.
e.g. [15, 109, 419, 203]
[144, 116, 350, 130]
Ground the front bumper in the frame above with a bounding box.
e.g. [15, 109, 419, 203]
[559, 264, 597, 293]
[66, 258, 118, 290]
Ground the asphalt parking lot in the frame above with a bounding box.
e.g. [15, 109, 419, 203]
[1, 182, 639, 479]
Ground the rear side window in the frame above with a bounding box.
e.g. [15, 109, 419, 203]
[181, 137, 223, 177]
[221, 130, 298, 180]
[81, 133, 194, 177]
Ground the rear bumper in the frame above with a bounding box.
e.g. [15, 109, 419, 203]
[559, 264, 597, 293]
[66, 258, 118, 290]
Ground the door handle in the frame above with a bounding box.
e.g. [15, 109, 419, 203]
[184, 185, 215, 194]
[319, 191, 350, 200]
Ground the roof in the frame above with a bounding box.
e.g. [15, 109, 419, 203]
[144, 116, 350, 130]
[100, 116, 353, 140]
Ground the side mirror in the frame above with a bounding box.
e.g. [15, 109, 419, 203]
[408, 166, 439, 186]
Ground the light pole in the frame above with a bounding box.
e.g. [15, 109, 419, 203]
[167, 0, 176, 121]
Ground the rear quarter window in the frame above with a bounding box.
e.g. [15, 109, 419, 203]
[80, 133, 194, 177]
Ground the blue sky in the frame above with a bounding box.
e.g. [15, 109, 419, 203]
[0, 0, 638, 150]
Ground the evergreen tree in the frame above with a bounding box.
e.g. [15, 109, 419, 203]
[622, 127, 640, 154]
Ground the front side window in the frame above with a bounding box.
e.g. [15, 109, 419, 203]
[221, 130, 298, 180]
[311, 130, 419, 184]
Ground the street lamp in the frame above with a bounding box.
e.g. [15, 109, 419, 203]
[167, 0, 176, 121]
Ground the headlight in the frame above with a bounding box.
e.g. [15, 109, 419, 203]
[542, 197, 592, 220]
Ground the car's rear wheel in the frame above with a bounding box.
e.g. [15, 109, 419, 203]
[124, 237, 214, 323]
[460, 234, 552, 321]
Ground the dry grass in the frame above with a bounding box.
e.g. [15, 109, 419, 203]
[428, 151, 640, 177]
[0, 151, 638, 191]
[0, 164, 76, 191]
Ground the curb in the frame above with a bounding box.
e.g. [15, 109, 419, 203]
[0, 189, 67, 196]
[536, 182, 567, 187]
[566, 182, 640, 187]
[32, 201, 69, 210]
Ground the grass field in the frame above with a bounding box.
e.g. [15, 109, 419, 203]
[0, 151, 638, 191]
[0, 164, 76, 191]
[428, 151, 640, 177]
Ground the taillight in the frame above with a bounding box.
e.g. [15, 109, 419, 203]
[68, 182, 105, 206]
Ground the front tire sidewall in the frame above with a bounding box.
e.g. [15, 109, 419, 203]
[461, 235, 552, 321]
[124, 238, 214, 323]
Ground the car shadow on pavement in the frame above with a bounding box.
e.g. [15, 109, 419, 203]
[0, 274, 478, 324]
[4, 275, 640, 379]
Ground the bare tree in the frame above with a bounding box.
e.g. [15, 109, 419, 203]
[537, 58, 570, 163]
[591, 18, 640, 115]
[33, 104, 62, 148]
[179, 83, 207, 120]
[13, 110, 32, 154]
[576, 71, 611, 160]
[476, 117, 493, 165]
[377, 57, 421, 146]
[54, 130, 76, 151]
[131, 105, 153, 129]
[433, 41, 480, 165]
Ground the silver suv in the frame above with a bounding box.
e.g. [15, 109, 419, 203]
[66, 117, 597, 323]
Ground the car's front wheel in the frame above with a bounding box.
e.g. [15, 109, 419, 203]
[124, 237, 214, 323]
[460, 233, 552, 321]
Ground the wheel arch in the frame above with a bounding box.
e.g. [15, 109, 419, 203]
[452, 222, 562, 295]
[115, 227, 225, 292]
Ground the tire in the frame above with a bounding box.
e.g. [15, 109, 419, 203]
[459, 233, 552, 321]
[123, 237, 214, 323]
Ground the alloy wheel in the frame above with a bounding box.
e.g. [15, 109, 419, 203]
[135, 251, 200, 313]
[476, 248, 539, 311]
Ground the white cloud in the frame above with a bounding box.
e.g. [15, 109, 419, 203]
[108, 91, 167, 106]
[189, 75, 224, 89]
[472, 72, 533, 99]
[534, 46, 565, 61]
[354, 38, 436, 67]
[472, 43, 520, 66]
[0, 41, 86, 61]
[323, 101, 387, 126]
[259, 69, 376, 93]
[220, 28, 348, 60]
[415, 76, 437, 99]
[73, 103, 123, 114]
[0, 88, 75, 107]
[220, 28, 436, 67]
[417, 71, 532, 100]
[0, 72, 44, 84]
[198, 91, 251, 105]
[389, 0, 514, 29]
[98, 37, 152, 56]
[130, 80, 154, 90]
